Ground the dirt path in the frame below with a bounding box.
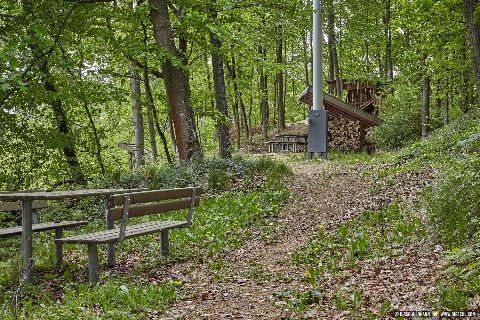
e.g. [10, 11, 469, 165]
[162, 160, 440, 319]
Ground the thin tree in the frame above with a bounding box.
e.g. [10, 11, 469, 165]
[421, 53, 430, 138]
[276, 24, 286, 132]
[209, 4, 232, 158]
[464, 0, 480, 107]
[128, 62, 145, 169]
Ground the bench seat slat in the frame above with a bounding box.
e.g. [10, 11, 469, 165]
[0, 221, 88, 238]
[55, 220, 187, 244]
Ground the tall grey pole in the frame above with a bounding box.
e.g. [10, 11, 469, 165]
[312, 0, 323, 111]
[307, 0, 328, 160]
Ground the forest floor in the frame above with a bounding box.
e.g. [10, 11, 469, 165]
[159, 157, 440, 319]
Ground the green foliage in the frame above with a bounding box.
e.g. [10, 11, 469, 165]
[371, 83, 422, 150]
[425, 157, 480, 247]
[0, 280, 178, 319]
[435, 246, 480, 310]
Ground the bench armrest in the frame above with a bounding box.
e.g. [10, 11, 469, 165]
[186, 188, 197, 227]
[118, 195, 131, 242]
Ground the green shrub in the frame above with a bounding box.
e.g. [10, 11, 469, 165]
[371, 83, 423, 150]
[425, 157, 480, 247]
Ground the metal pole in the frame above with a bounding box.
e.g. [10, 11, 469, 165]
[312, 0, 323, 111]
[308, 0, 328, 160]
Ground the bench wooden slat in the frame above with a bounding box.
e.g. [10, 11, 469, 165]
[0, 221, 88, 238]
[0, 200, 48, 212]
[56, 220, 187, 244]
[110, 198, 200, 220]
[111, 187, 202, 206]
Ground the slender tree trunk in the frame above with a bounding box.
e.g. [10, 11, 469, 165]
[302, 30, 310, 88]
[166, 112, 178, 160]
[259, 46, 269, 141]
[444, 91, 450, 126]
[464, 0, 480, 107]
[248, 70, 254, 137]
[435, 79, 442, 110]
[421, 53, 430, 138]
[142, 71, 158, 162]
[384, 0, 393, 81]
[128, 63, 145, 169]
[377, 44, 384, 79]
[204, 55, 215, 113]
[149, 0, 202, 161]
[276, 25, 285, 132]
[326, 0, 335, 95]
[460, 41, 471, 112]
[228, 54, 248, 146]
[83, 101, 105, 175]
[143, 68, 173, 164]
[209, 8, 232, 158]
[237, 61, 250, 142]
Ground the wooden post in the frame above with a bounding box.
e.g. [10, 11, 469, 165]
[88, 244, 99, 284]
[22, 200, 33, 284]
[105, 196, 116, 267]
[54, 228, 63, 267]
[160, 230, 169, 256]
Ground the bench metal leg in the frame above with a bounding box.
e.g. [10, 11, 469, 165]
[54, 228, 63, 267]
[88, 244, 99, 284]
[22, 200, 33, 285]
[107, 244, 116, 267]
[160, 230, 169, 256]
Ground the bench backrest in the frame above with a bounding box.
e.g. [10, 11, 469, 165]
[0, 200, 48, 212]
[109, 188, 201, 220]
[107, 187, 201, 241]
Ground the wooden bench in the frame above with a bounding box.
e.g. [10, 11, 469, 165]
[55, 187, 201, 283]
[0, 200, 87, 266]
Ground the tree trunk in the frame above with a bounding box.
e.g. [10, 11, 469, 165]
[421, 53, 430, 138]
[149, 0, 202, 161]
[259, 46, 269, 141]
[276, 25, 285, 132]
[209, 8, 232, 158]
[228, 54, 248, 146]
[143, 68, 173, 164]
[45, 76, 84, 182]
[444, 91, 450, 126]
[460, 40, 471, 112]
[302, 30, 310, 88]
[142, 71, 158, 162]
[464, 0, 480, 107]
[326, 0, 335, 95]
[435, 79, 442, 110]
[83, 101, 105, 176]
[384, 0, 393, 82]
[166, 112, 178, 160]
[204, 55, 215, 112]
[128, 62, 145, 169]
